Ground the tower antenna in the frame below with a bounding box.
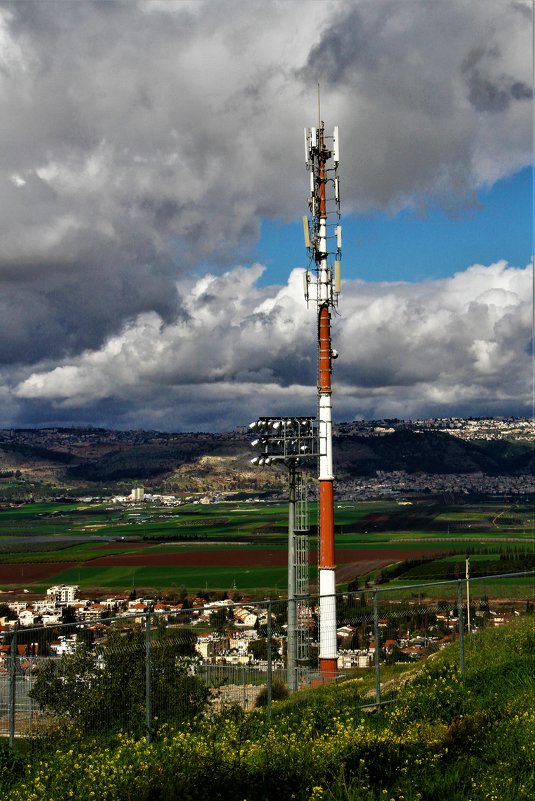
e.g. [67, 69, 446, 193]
[304, 114, 342, 681]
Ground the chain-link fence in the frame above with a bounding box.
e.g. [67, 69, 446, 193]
[1, 571, 533, 744]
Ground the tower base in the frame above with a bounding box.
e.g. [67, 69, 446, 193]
[319, 657, 338, 683]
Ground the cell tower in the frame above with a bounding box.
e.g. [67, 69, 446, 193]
[304, 119, 341, 679]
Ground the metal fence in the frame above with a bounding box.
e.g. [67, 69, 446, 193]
[1, 570, 533, 744]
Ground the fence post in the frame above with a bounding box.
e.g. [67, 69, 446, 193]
[457, 579, 464, 679]
[266, 600, 272, 719]
[465, 557, 471, 633]
[8, 628, 17, 748]
[373, 589, 381, 707]
[145, 610, 152, 743]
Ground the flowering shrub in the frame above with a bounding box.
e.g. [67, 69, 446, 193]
[5, 616, 534, 801]
[387, 662, 470, 728]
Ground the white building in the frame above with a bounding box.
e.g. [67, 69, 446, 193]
[18, 609, 38, 627]
[47, 585, 79, 604]
[196, 634, 229, 660]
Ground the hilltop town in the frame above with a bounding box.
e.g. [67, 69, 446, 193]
[335, 416, 534, 441]
[0, 417, 532, 502]
[0, 416, 532, 449]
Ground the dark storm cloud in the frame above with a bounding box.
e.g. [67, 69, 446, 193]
[298, 0, 532, 213]
[0, 223, 181, 364]
[462, 46, 533, 112]
[0, 0, 532, 429]
[301, 5, 370, 84]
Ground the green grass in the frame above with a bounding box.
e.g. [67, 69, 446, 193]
[0, 502, 84, 519]
[378, 575, 534, 600]
[3, 615, 534, 801]
[31, 564, 301, 593]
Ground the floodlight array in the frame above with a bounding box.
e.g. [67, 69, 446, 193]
[249, 417, 317, 465]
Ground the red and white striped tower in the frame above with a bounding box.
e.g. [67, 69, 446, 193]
[304, 121, 341, 680]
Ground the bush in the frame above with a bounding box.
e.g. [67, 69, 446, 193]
[29, 628, 209, 737]
[255, 678, 289, 707]
[0, 741, 25, 793]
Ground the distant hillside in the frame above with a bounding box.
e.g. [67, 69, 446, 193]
[0, 427, 531, 493]
[65, 438, 278, 492]
[334, 430, 534, 477]
[0, 441, 76, 465]
[66, 438, 244, 481]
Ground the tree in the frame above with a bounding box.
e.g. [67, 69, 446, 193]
[248, 638, 266, 661]
[212, 607, 229, 633]
[30, 626, 209, 737]
[61, 606, 77, 625]
[0, 603, 17, 621]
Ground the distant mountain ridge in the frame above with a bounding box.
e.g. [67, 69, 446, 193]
[335, 430, 533, 478]
[0, 426, 532, 491]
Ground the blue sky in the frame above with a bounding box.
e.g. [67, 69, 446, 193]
[255, 166, 532, 285]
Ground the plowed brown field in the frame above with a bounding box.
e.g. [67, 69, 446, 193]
[81, 547, 434, 569]
[0, 548, 437, 589]
[0, 563, 74, 582]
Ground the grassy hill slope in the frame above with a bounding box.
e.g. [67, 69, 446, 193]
[4, 615, 534, 801]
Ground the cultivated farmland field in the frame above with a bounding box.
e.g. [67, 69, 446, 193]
[0, 497, 532, 596]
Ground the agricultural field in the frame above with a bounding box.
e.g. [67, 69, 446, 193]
[0, 497, 532, 597]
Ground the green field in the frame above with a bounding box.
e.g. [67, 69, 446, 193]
[376, 575, 535, 600]
[31, 564, 296, 594]
[0, 497, 532, 594]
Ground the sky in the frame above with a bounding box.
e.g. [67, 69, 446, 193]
[0, 0, 532, 432]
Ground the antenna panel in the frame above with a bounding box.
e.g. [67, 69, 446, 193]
[310, 127, 317, 152]
[332, 126, 339, 165]
[336, 225, 342, 250]
[303, 216, 311, 249]
[334, 260, 341, 293]
[304, 128, 310, 164]
[303, 270, 309, 300]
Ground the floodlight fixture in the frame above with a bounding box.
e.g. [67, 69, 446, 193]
[248, 416, 317, 464]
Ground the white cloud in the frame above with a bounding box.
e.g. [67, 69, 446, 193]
[0, 1, 532, 428]
[11, 259, 532, 429]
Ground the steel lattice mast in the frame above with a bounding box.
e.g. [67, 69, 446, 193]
[249, 416, 316, 690]
[304, 121, 341, 679]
